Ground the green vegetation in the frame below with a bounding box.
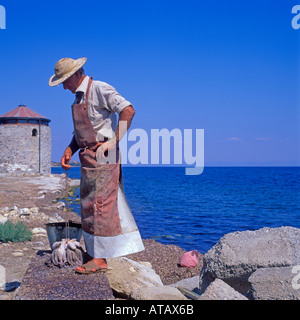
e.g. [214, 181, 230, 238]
[0, 221, 32, 243]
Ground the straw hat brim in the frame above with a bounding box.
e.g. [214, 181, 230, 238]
[49, 57, 87, 87]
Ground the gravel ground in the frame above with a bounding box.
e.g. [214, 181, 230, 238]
[128, 239, 203, 285]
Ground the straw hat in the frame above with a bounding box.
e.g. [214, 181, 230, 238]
[49, 57, 87, 87]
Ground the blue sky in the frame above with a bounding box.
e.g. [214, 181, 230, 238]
[0, 0, 299, 165]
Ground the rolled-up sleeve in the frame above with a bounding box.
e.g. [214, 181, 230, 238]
[101, 82, 132, 114]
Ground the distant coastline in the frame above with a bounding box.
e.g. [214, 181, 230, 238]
[51, 161, 81, 167]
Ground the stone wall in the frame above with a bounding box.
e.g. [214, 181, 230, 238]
[0, 124, 51, 174]
[40, 125, 51, 174]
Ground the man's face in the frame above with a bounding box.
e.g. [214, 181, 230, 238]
[63, 73, 80, 93]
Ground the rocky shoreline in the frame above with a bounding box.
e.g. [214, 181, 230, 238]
[0, 173, 202, 300]
[0, 173, 300, 300]
[0, 173, 80, 299]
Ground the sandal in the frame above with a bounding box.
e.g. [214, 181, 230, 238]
[75, 260, 108, 274]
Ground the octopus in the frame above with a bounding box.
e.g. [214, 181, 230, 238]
[51, 239, 84, 267]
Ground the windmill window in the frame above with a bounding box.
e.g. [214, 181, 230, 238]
[32, 128, 38, 137]
[40, 120, 48, 126]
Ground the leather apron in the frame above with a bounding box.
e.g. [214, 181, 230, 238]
[71, 77, 144, 258]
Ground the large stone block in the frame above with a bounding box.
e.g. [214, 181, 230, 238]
[199, 227, 300, 295]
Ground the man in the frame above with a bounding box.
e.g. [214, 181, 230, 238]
[49, 57, 144, 274]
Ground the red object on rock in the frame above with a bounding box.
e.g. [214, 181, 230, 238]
[179, 250, 199, 268]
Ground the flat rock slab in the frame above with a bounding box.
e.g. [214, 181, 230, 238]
[198, 278, 248, 300]
[15, 252, 114, 300]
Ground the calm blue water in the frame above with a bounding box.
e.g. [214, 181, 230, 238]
[51, 166, 300, 253]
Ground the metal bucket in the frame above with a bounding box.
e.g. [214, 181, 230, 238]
[45, 221, 82, 250]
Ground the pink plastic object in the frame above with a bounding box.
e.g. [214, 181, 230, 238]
[179, 250, 199, 268]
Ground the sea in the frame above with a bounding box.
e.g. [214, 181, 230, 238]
[51, 166, 300, 254]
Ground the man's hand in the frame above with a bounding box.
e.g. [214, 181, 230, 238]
[61, 146, 72, 170]
[96, 106, 135, 161]
[95, 139, 116, 160]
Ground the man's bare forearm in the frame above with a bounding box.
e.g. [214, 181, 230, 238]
[115, 105, 135, 144]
